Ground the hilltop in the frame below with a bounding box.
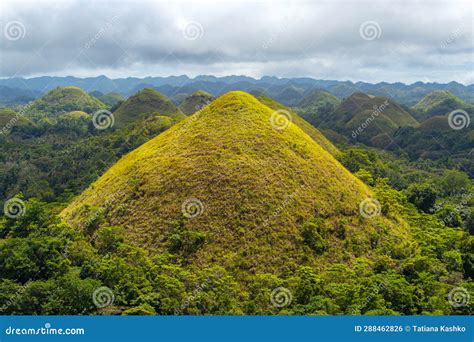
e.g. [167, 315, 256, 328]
[324, 92, 419, 144]
[112, 88, 186, 127]
[178, 90, 215, 115]
[62, 91, 408, 273]
[295, 90, 341, 127]
[26, 86, 106, 119]
[412, 90, 473, 121]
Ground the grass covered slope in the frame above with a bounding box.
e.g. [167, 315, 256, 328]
[326, 92, 419, 144]
[27, 86, 106, 119]
[256, 95, 340, 156]
[62, 91, 409, 273]
[412, 90, 470, 121]
[296, 90, 341, 127]
[179, 90, 215, 115]
[113, 88, 186, 127]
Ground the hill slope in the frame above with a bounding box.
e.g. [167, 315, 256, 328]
[113, 88, 186, 127]
[256, 95, 340, 156]
[26, 86, 106, 119]
[62, 91, 407, 273]
[325, 92, 419, 144]
[412, 90, 473, 121]
[179, 90, 215, 115]
[296, 90, 341, 127]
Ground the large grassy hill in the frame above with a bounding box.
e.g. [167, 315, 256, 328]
[112, 88, 186, 127]
[27, 86, 106, 119]
[325, 92, 419, 144]
[62, 91, 409, 274]
[412, 90, 472, 121]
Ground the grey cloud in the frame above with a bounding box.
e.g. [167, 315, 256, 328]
[0, 0, 472, 84]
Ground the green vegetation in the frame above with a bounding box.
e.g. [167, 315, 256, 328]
[295, 90, 341, 127]
[26, 87, 106, 119]
[322, 92, 419, 145]
[0, 89, 471, 316]
[412, 90, 473, 121]
[179, 90, 214, 115]
[112, 88, 186, 127]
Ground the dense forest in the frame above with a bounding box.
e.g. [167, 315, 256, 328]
[0, 83, 472, 315]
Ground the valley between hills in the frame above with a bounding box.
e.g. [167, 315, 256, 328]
[0, 79, 472, 315]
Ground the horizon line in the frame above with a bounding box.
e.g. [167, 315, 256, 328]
[1, 75, 472, 87]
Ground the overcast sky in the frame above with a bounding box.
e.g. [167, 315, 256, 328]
[0, 0, 472, 84]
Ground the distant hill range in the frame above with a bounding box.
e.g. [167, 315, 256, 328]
[1, 75, 472, 107]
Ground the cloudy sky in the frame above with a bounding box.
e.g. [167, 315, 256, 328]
[1, 0, 472, 84]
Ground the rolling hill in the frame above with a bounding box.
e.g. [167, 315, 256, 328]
[112, 88, 186, 127]
[324, 92, 419, 145]
[295, 90, 341, 127]
[26, 86, 106, 119]
[412, 90, 473, 121]
[62, 91, 408, 273]
[178, 90, 215, 115]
